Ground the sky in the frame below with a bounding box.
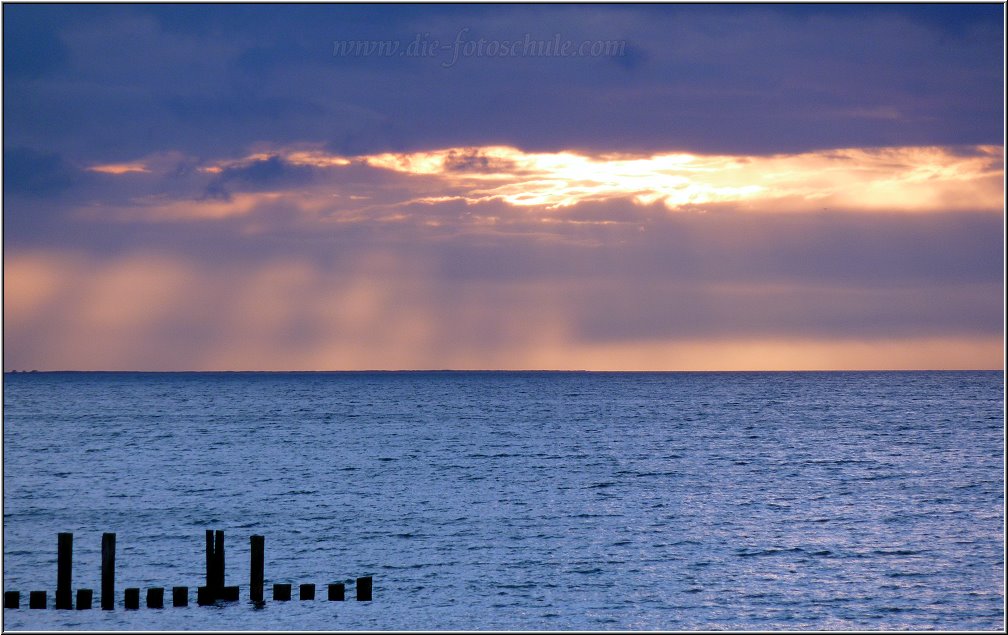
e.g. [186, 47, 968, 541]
[2, 3, 1004, 371]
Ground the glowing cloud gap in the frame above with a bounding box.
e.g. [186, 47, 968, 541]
[87, 163, 151, 174]
[96, 144, 1001, 224]
[354, 144, 1003, 212]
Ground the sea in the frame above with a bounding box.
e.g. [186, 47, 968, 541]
[2, 371, 1004, 630]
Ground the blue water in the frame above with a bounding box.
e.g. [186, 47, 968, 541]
[2, 371, 1004, 630]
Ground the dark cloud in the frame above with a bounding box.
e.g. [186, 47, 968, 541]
[165, 94, 325, 124]
[2, 7, 70, 79]
[2, 147, 77, 197]
[2, 4, 1002, 164]
[204, 156, 317, 200]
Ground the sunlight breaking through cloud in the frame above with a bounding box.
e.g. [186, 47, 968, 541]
[87, 163, 151, 174]
[359, 144, 1003, 212]
[183, 143, 1006, 217]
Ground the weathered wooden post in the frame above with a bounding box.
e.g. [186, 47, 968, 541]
[29, 591, 46, 609]
[250, 535, 264, 604]
[172, 586, 188, 607]
[300, 583, 315, 600]
[4, 591, 20, 608]
[56, 532, 73, 609]
[76, 589, 93, 610]
[147, 587, 164, 609]
[356, 576, 372, 601]
[101, 533, 116, 610]
[214, 530, 225, 597]
[327, 583, 345, 601]
[205, 530, 214, 589]
[196, 586, 214, 606]
[273, 583, 291, 601]
[124, 587, 139, 609]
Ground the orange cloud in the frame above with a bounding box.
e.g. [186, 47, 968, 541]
[83, 144, 1003, 229]
[87, 151, 193, 175]
[358, 144, 1003, 213]
[88, 163, 150, 174]
[191, 143, 1004, 217]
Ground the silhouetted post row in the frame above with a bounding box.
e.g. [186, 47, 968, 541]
[3, 530, 375, 610]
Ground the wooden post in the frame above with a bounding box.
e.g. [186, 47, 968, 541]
[147, 587, 164, 609]
[196, 586, 214, 606]
[328, 583, 345, 601]
[56, 532, 73, 609]
[273, 583, 291, 601]
[29, 591, 46, 609]
[299, 583, 315, 600]
[214, 530, 225, 597]
[124, 587, 139, 610]
[101, 533, 116, 610]
[76, 589, 92, 610]
[4, 591, 20, 608]
[250, 535, 264, 604]
[204, 530, 214, 594]
[172, 586, 188, 607]
[356, 576, 372, 601]
[221, 586, 239, 602]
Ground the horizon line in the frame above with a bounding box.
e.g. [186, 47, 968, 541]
[4, 368, 1003, 374]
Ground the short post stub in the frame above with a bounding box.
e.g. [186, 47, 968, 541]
[5, 591, 21, 609]
[356, 576, 372, 601]
[147, 587, 164, 609]
[76, 589, 93, 610]
[273, 583, 291, 601]
[172, 586, 188, 607]
[124, 587, 140, 610]
[327, 583, 345, 601]
[29, 591, 46, 609]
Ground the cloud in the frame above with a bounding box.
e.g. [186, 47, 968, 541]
[4, 196, 1002, 370]
[202, 155, 320, 200]
[3, 5, 1002, 371]
[3, 147, 78, 197]
[2, 7, 71, 79]
[87, 163, 151, 175]
[356, 144, 1004, 212]
[2, 4, 1002, 163]
[78, 144, 1003, 228]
